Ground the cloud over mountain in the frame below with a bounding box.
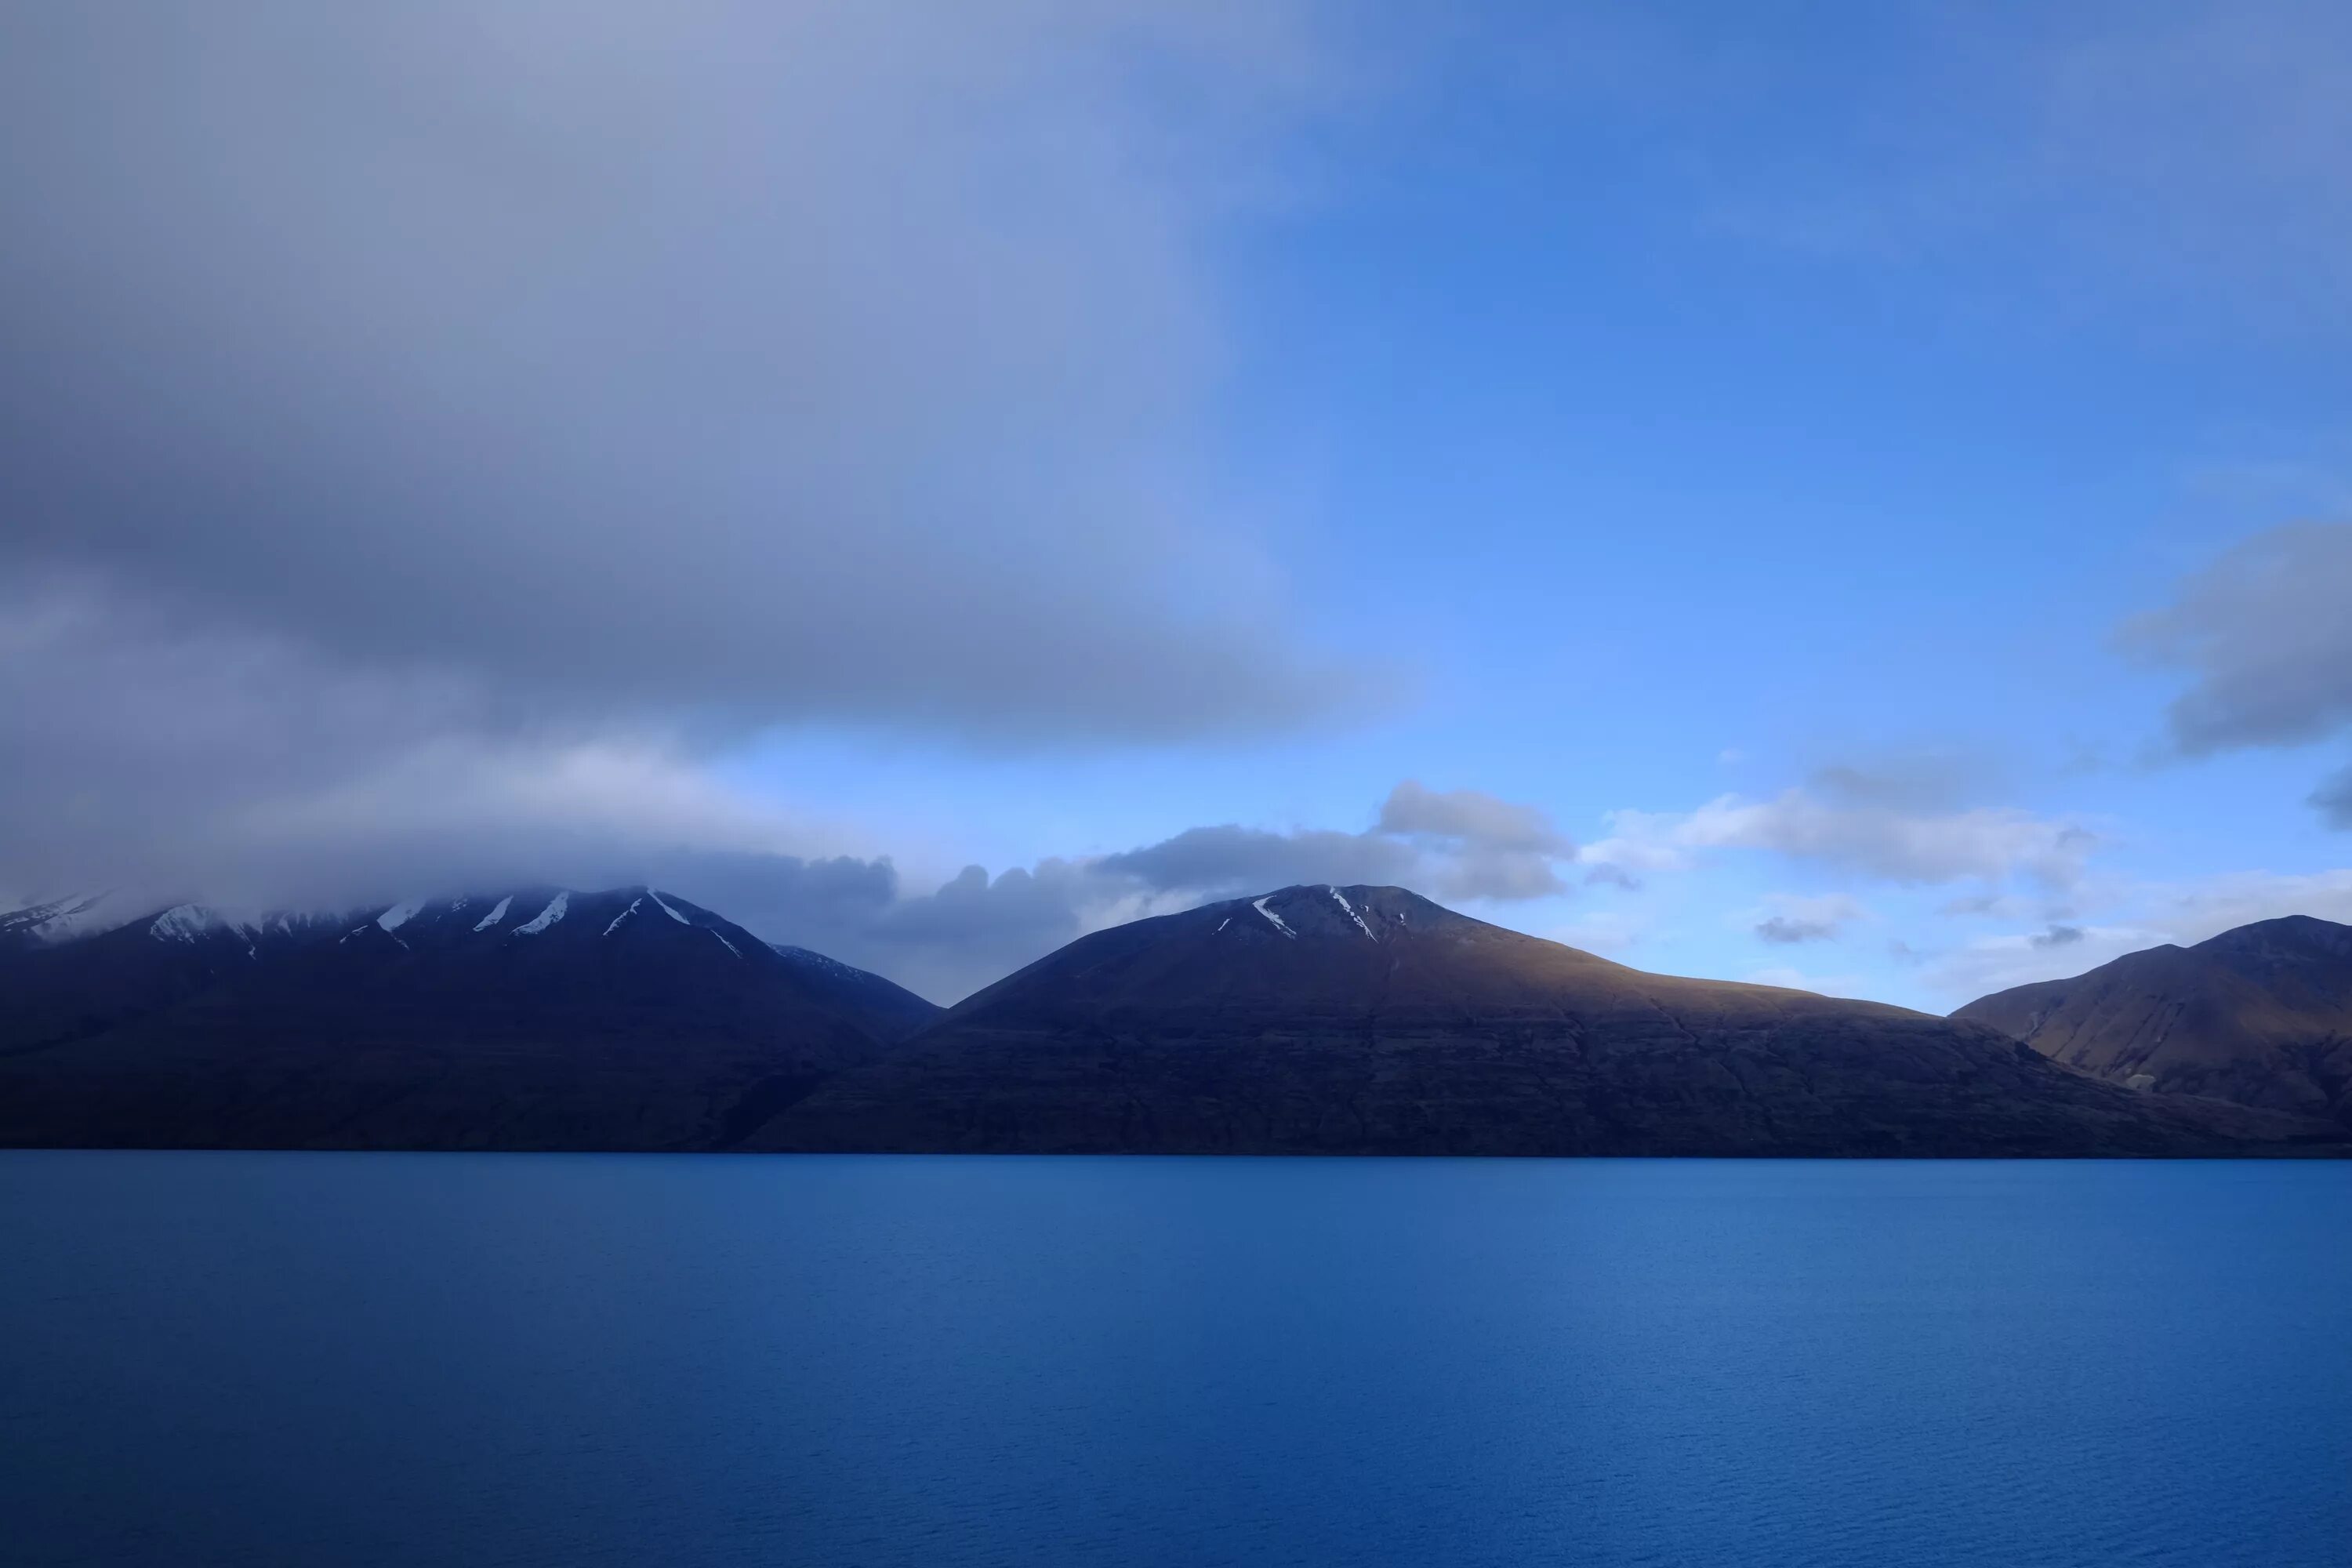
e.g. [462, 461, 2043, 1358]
[0, 2, 1397, 908]
[0, 2, 1415, 949]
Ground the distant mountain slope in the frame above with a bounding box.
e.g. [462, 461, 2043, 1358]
[1955, 916, 2352, 1127]
[758, 885, 2331, 1157]
[0, 887, 938, 1150]
[0, 892, 141, 953]
[769, 944, 942, 1040]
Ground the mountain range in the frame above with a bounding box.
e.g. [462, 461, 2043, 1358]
[0, 887, 936, 1151]
[2, 883, 2344, 1156]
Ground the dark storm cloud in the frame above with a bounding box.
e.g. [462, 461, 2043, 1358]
[0, 3, 1380, 750]
[2122, 523, 2352, 756]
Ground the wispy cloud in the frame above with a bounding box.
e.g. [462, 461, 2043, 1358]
[1750, 893, 1871, 946]
[1582, 787, 2093, 889]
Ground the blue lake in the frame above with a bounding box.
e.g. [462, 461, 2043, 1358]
[2, 1153, 2347, 1566]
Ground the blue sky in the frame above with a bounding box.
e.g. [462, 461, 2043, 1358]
[5, 2, 2351, 1002]
[718, 0, 2352, 1002]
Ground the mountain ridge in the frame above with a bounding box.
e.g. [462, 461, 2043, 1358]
[756, 884, 2333, 1157]
[0, 884, 942, 1150]
[1955, 914, 2352, 1127]
[5, 883, 2343, 1156]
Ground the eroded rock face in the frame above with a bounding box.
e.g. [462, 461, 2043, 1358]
[760, 886, 2336, 1157]
[1957, 915, 2352, 1128]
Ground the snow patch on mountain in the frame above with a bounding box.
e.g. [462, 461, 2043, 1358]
[472, 896, 513, 932]
[648, 889, 692, 926]
[2, 893, 140, 946]
[603, 897, 644, 936]
[376, 900, 426, 933]
[514, 892, 568, 935]
[1327, 886, 1377, 940]
[149, 905, 224, 943]
[772, 943, 854, 975]
[1253, 896, 1297, 938]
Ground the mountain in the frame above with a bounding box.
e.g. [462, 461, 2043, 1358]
[0, 891, 144, 953]
[0, 887, 940, 1150]
[1955, 915, 2352, 1128]
[768, 943, 942, 1041]
[755, 884, 2335, 1156]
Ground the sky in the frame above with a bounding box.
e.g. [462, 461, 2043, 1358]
[4, 1, 2351, 1005]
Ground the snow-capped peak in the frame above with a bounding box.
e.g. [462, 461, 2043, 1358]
[1, 892, 140, 947]
[149, 904, 227, 943]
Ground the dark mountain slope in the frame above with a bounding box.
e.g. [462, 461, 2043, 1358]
[1955, 915, 2352, 1127]
[759, 885, 2330, 1156]
[0, 903, 347, 1055]
[0, 887, 938, 1150]
[769, 944, 942, 1040]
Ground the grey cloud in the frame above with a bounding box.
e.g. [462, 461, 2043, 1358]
[0, 735, 1580, 1001]
[1748, 893, 1866, 947]
[560, 782, 1581, 1003]
[1099, 826, 1419, 897]
[855, 782, 1579, 997]
[1755, 916, 1836, 945]
[1376, 781, 1571, 853]
[2031, 924, 2086, 949]
[0, 3, 1382, 749]
[2314, 764, 2352, 829]
[1808, 752, 2005, 815]
[853, 862, 1138, 1001]
[1370, 781, 1576, 900]
[1100, 783, 1577, 905]
[2122, 522, 2352, 756]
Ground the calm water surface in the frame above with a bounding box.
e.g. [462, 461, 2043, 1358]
[1, 1153, 2346, 1567]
